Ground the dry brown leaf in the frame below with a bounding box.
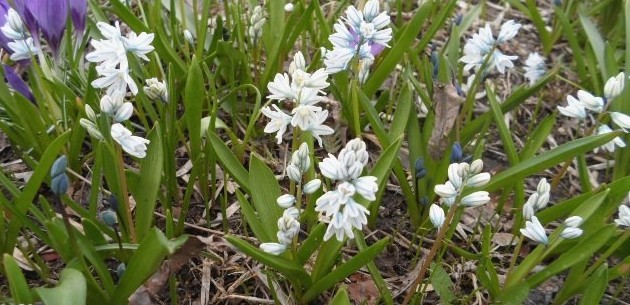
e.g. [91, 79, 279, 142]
[492, 232, 518, 247]
[128, 236, 207, 305]
[428, 83, 463, 160]
[347, 273, 380, 305]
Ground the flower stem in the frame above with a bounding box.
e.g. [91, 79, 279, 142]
[116, 144, 137, 242]
[402, 203, 459, 305]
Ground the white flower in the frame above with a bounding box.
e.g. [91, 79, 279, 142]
[8, 38, 38, 61]
[303, 109, 334, 147]
[434, 181, 457, 198]
[286, 164, 301, 182]
[291, 105, 323, 130]
[577, 90, 604, 113]
[183, 29, 194, 44]
[100, 91, 125, 114]
[557, 95, 586, 119]
[604, 72, 625, 100]
[92, 65, 139, 95]
[323, 0, 392, 74]
[429, 204, 445, 228]
[561, 227, 583, 239]
[520, 216, 548, 244]
[461, 191, 490, 207]
[277, 214, 300, 244]
[1, 8, 26, 40]
[85, 105, 97, 122]
[86, 38, 127, 68]
[595, 124, 626, 153]
[527, 179, 550, 211]
[96, 21, 124, 40]
[524, 53, 546, 85]
[284, 3, 294, 12]
[259, 242, 287, 255]
[497, 20, 522, 43]
[122, 32, 155, 61]
[564, 216, 583, 228]
[277, 194, 296, 208]
[441, 196, 456, 206]
[303, 179, 322, 194]
[143, 78, 168, 102]
[284, 207, 300, 219]
[447, 163, 463, 190]
[248, 5, 265, 44]
[615, 205, 630, 227]
[110, 123, 150, 158]
[80, 118, 104, 140]
[491, 50, 518, 74]
[354, 176, 378, 201]
[611, 112, 630, 132]
[113, 102, 134, 122]
[470, 159, 484, 175]
[290, 142, 310, 173]
[523, 202, 535, 221]
[260, 105, 292, 144]
[466, 173, 491, 187]
[324, 212, 355, 241]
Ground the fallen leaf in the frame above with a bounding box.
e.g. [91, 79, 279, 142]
[428, 83, 463, 160]
[347, 273, 380, 305]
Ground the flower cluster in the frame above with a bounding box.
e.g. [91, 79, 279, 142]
[1, 7, 38, 61]
[260, 207, 301, 255]
[262, 51, 333, 146]
[86, 21, 155, 95]
[81, 21, 155, 159]
[524, 52, 547, 85]
[520, 179, 583, 244]
[460, 20, 521, 75]
[430, 160, 491, 229]
[434, 160, 491, 207]
[248, 5, 265, 44]
[557, 72, 629, 153]
[323, 0, 392, 81]
[316, 139, 377, 241]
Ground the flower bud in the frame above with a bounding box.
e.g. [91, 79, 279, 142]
[85, 105, 97, 122]
[143, 78, 168, 102]
[429, 204, 445, 228]
[80, 118, 104, 140]
[415, 157, 427, 179]
[461, 191, 490, 207]
[286, 164, 301, 182]
[561, 227, 583, 239]
[604, 72, 625, 100]
[51, 174, 69, 196]
[469, 159, 484, 175]
[611, 112, 630, 131]
[276, 194, 296, 208]
[447, 163, 463, 190]
[183, 29, 194, 44]
[466, 173, 491, 187]
[284, 3, 294, 12]
[51, 155, 68, 178]
[114, 102, 133, 122]
[564, 216, 583, 228]
[441, 196, 456, 206]
[260, 242, 287, 255]
[116, 262, 126, 279]
[434, 182, 457, 198]
[283, 207, 300, 219]
[537, 178, 550, 195]
[523, 202, 535, 220]
[99, 210, 118, 227]
[303, 179, 322, 194]
[450, 142, 463, 164]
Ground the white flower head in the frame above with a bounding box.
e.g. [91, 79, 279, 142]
[611, 112, 630, 132]
[461, 191, 490, 207]
[604, 72, 625, 100]
[8, 37, 38, 61]
[520, 216, 548, 244]
[261, 105, 292, 144]
[460, 21, 520, 74]
[615, 205, 630, 227]
[561, 227, 583, 239]
[557, 95, 586, 119]
[577, 90, 604, 113]
[143, 78, 168, 102]
[110, 123, 150, 158]
[259, 242, 287, 255]
[2, 8, 27, 40]
[429, 204, 445, 228]
[595, 124, 626, 153]
[564, 216, 583, 228]
[524, 52, 546, 85]
[497, 20, 522, 43]
[92, 64, 139, 95]
[434, 181, 457, 198]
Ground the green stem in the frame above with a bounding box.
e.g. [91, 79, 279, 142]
[115, 144, 137, 242]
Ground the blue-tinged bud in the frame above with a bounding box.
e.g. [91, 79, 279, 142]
[51, 174, 69, 196]
[450, 142, 463, 163]
[99, 209, 118, 227]
[415, 157, 427, 180]
[553, 0, 562, 7]
[454, 14, 463, 26]
[107, 195, 119, 212]
[50, 155, 68, 178]
[431, 51, 439, 79]
[116, 262, 126, 279]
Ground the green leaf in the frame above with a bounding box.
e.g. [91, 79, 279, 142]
[579, 10, 608, 77]
[368, 137, 402, 225]
[520, 114, 556, 160]
[301, 238, 390, 302]
[207, 131, 250, 192]
[430, 263, 456, 304]
[526, 225, 616, 287]
[184, 58, 204, 162]
[354, 231, 394, 305]
[225, 236, 310, 288]
[330, 285, 351, 305]
[249, 156, 284, 241]
[111, 229, 187, 304]
[483, 132, 622, 192]
[579, 264, 608, 305]
[236, 189, 272, 242]
[495, 283, 530, 305]
[3, 254, 34, 304]
[296, 223, 326, 265]
[129, 124, 164, 240]
[36, 268, 86, 305]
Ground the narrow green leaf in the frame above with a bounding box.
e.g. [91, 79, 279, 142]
[249, 156, 284, 241]
[579, 264, 608, 305]
[36, 268, 86, 305]
[207, 131, 250, 193]
[130, 124, 164, 240]
[579, 10, 608, 77]
[520, 114, 556, 160]
[3, 254, 34, 304]
[483, 132, 622, 192]
[430, 263, 456, 304]
[236, 190, 272, 242]
[301, 238, 390, 302]
[354, 231, 394, 305]
[368, 137, 402, 225]
[330, 285, 351, 305]
[296, 223, 326, 265]
[185, 58, 204, 162]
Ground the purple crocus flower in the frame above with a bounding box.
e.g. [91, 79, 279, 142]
[68, 0, 86, 38]
[14, 0, 68, 58]
[0, 0, 11, 51]
[3, 64, 35, 103]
